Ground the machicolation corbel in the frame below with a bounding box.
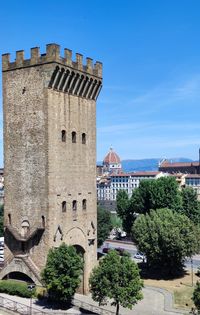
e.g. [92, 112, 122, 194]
[2, 43, 103, 78]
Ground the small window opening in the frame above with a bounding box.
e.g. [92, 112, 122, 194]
[82, 199, 87, 210]
[72, 200, 77, 211]
[8, 214, 11, 225]
[61, 130, 66, 142]
[42, 215, 45, 228]
[82, 133, 86, 144]
[21, 242, 25, 253]
[72, 131, 76, 143]
[62, 201, 66, 212]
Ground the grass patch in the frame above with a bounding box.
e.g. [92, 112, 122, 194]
[174, 286, 194, 309]
[143, 270, 198, 310]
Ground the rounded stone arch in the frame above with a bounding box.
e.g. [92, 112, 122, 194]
[66, 227, 86, 251]
[3, 271, 34, 283]
[66, 228, 87, 294]
[0, 257, 41, 286]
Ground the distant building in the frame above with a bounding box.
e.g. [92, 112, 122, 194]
[159, 159, 200, 174]
[103, 147, 122, 174]
[110, 171, 166, 200]
[97, 171, 167, 212]
[96, 165, 104, 177]
[185, 174, 200, 200]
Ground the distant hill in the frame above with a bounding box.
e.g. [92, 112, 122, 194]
[97, 158, 194, 173]
[121, 158, 193, 172]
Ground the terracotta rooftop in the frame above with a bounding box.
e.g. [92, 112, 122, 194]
[130, 171, 160, 177]
[160, 160, 200, 168]
[110, 171, 160, 177]
[103, 148, 121, 165]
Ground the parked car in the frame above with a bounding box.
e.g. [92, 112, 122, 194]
[102, 247, 110, 254]
[134, 252, 145, 260]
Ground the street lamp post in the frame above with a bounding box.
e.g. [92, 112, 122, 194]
[27, 284, 35, 315]
[191, 257, 194, 287]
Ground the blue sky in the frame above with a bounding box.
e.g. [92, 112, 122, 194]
[1, 0, 200, 165]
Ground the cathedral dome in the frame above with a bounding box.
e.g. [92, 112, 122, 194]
[103, 148, 121, 165]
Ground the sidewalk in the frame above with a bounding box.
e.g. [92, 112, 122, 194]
[0, 286, 190, 315]
[74, 286, 189, 315]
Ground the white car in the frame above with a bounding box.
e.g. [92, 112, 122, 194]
[134, 252, 145, 260]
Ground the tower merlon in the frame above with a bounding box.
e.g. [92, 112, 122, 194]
[86, 57, 93, 74]
[16, 50, 24, 66]
[76, 53, 83, 71]
[31, 47, 40, 64]
[64, 48, 72, 66]
[46, 43, 60, 62]
[94, 62, 102, 78]
[2, 53, 10, 71]
[2, 43, 103, 78]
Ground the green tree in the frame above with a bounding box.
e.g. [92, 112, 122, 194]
[116, 190, 135, 235]
[132, 208, 200, 275]
[180, 187, 200, 223]
[41, 243, 83, 303]
[192, 281, 200, 313]
[89, 250, 143, 315]
[97, 206, 112, 247]
[117, 177, 182, 234]
[130, 177, 182, 215]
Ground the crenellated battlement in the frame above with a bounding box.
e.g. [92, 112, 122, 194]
[2, 43, 102, 78]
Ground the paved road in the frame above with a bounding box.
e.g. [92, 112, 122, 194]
[101, 240, 200, 269]
[0, 289, 188, 315]
[76, 287, 187, 315]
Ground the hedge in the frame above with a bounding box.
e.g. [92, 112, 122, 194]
[0, 280, 35, 298]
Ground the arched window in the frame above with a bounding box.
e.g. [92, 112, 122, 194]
[82, 133, 86, 144]
[82, 199, 87, 210]
[8, 213, 11, 225]
[72, 131, 76, 143]
[61, 130, 66, 142]
[62, 201, 66, 212]
[72, 200, 77, 211]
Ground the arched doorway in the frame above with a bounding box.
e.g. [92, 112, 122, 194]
[3, 271, 34, 283]
[73, 245, 85, 294]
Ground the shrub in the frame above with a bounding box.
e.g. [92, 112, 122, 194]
[36, 286, 47, 299]
[0, 280, 35, 298]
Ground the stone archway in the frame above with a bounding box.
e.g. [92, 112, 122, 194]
[3, 271, 34, 283]
[66, 227, 87, 294]
[73, 244, 85, 294]
[0, 257, 41, 286]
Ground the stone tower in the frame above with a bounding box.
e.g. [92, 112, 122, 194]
[1, 44, 102, 293]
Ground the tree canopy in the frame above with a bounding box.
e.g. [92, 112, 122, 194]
[97, 206, 112, 247]
[41, 243, 83, 303]
[89, 250, 143, 315]
[192, 281, 200, 312]
[131, 176, 182, 214]
[117, 177, 200, 235]
[180, 187, 200, 224]
[116, 190, 136, 235]
[132, 208, 200, 275]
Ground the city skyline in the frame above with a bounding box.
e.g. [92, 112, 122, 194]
[1, 0, 200, 166]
